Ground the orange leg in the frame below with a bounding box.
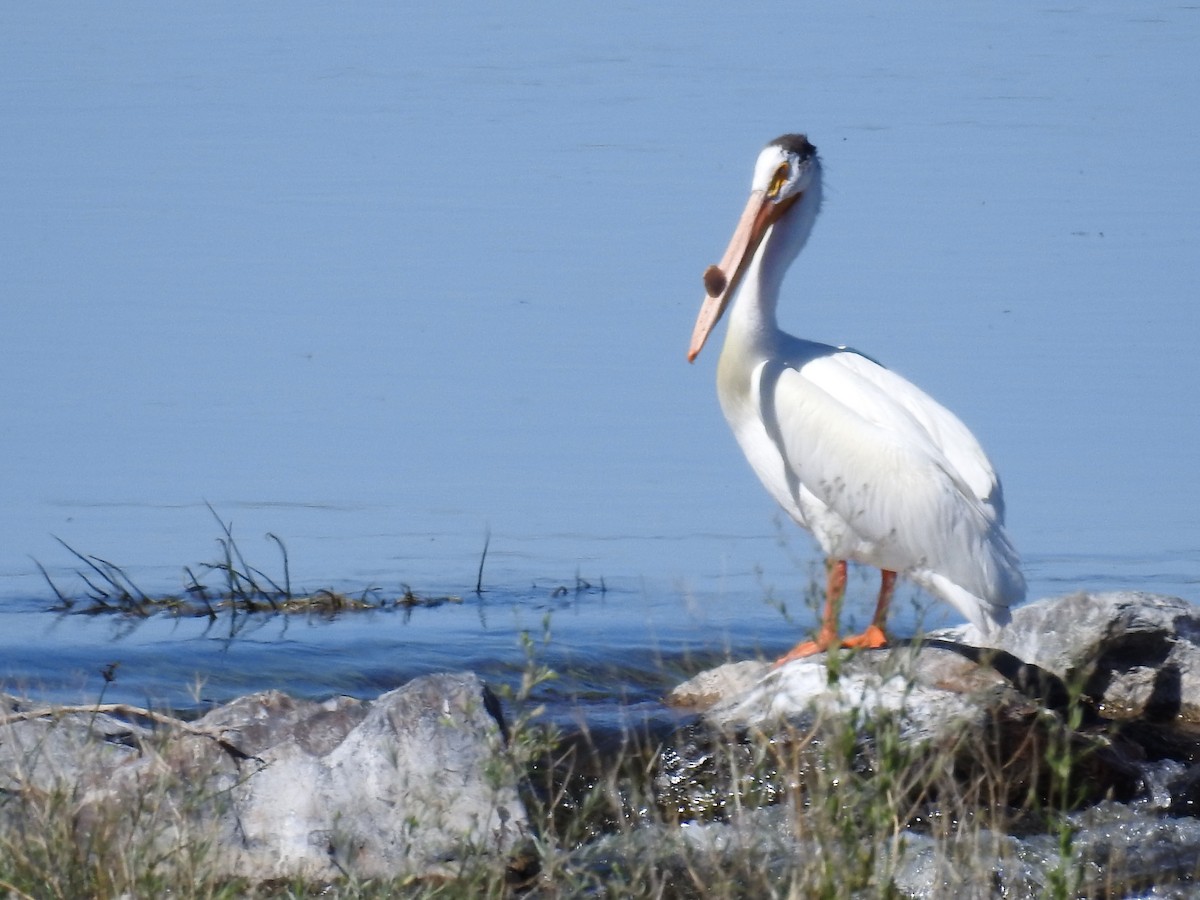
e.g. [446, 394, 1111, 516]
[775, 559, 847, 664]
[774, 565, 895, 665]
[840, 569, 895, 650]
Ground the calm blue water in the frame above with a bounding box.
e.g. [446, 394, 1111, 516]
[2, 3, 1198, 710]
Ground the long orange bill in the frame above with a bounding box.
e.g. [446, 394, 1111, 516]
[687, 190, 798, 362]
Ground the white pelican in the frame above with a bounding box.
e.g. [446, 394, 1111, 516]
[688, 134, 1024, 664]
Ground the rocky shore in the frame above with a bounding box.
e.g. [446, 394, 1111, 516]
[3, 591, 1200, 896]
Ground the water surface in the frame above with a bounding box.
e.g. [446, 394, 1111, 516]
[2, 2, 1198, 708]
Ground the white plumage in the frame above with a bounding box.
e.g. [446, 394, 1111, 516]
[688, 134, 1024, 662]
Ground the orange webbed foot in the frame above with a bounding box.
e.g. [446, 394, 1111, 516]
[773, 627, 838, 666]
[839, 624, 889, 651]
[773, 625, 889, 667]
[773, 640, 829, 666]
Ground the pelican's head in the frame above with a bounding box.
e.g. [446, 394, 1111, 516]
[688, 134, 819, 362]
[751, 134, 818, 204]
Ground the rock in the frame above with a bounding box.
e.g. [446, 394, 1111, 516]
[1056, 800, 1200, 898]
[195, 689, 368, 757]
[564, 593, 1200, 896]
[660, 594, 1200, 820]
[887, 801, 1200, 899]
[0, 695, 146, 795]
[670, 592, 1200, 746]
[218, 673, 526, 880]
[1166, 762, 1200, 818]
[666, 659, 770, 710]
[539, 805, 806, 897]
[671, 593, 1200, 717]
[684, 643, 1009, 741]
[0, 673, 529, 883]
[955, 591, 1200, 725]
[534, 798, 1200, 899]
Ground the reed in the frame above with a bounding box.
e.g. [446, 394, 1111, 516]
[36, 507, 460, 621]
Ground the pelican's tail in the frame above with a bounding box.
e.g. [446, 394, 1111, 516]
[911, 568, 1020, 640]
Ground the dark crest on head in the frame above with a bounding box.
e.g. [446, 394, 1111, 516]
[770, 133, 817, 161]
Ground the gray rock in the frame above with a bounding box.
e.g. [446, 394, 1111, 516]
[219, 673, 526, 880]
[686, 643, 1009, 742]
[0, 696, 146, 795]
[667, 659, 770, 710]
[195, 689, 368, 757]
[618, 594, 1200, 897]
[671, 592, 1200, 736]
[661, 594, 1192, 820]
[0, 673, 528, 883]
[886, 801, 1200, 899]
[535, 805, 806, 898]
[952, 591, 1200, 725]
[541, 795, 1200, 899]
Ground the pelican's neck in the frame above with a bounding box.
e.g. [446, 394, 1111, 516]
[727, 176, 823, 350]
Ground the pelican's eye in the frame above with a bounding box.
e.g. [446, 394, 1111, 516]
[767, 162, 790, 198]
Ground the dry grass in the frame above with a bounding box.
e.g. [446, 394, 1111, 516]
[10, 527, 1194, 897]
[0, 645, 1175, 898]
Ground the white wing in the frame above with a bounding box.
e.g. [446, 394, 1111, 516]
[753, 341, 1023, 626]
[805, 346, 1005, 520]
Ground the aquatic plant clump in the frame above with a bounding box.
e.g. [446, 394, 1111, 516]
[36, 506, 461, 621]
